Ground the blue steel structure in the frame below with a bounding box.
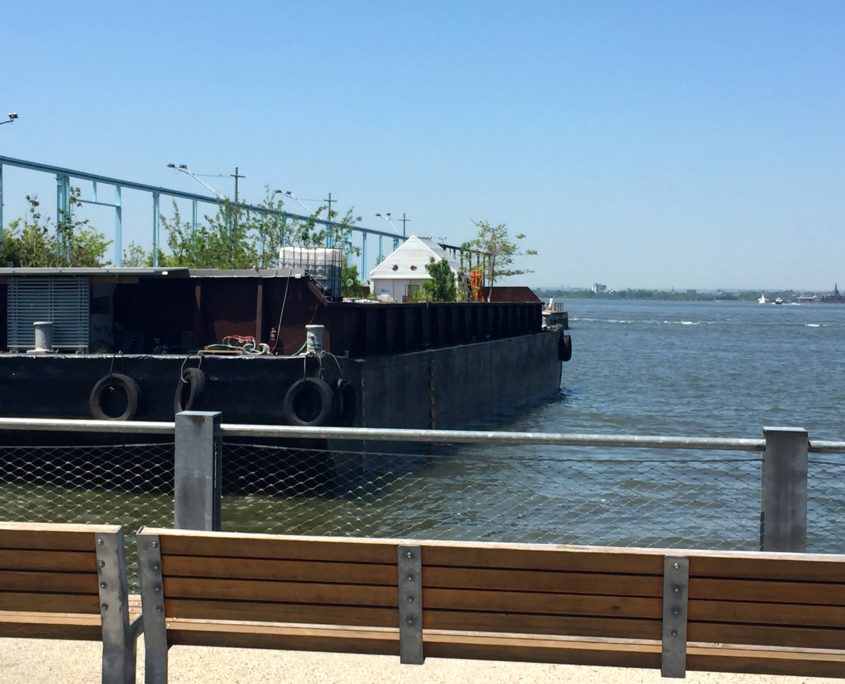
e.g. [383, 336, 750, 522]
[0, 156, 402, 271]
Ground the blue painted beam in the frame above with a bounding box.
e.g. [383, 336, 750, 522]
[0, 155, 403, 241]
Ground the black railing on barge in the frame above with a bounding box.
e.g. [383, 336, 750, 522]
[316, 301, 544, 357]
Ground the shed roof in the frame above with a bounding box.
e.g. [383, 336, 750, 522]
[369, 236, 460, 280]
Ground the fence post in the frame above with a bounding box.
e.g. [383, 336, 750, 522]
[174, 411, 222, 531]
[761, 426, 808, 552]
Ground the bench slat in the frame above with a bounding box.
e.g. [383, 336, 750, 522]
[0, 611, 102, 640]
[166, 620, 399, 655]
[689, 577, 845, 605]
[0, 549, 97, 573]
[427, 609, 661, 640]
[421, 545, 663, 574]
[163, 577, 397, 606]
[166, 598, 398, 627]
[687, 646, 845, 678]
[0, 570, 99, 595]
[425, 587, 661, 619]
[424, 567, 662, 596]
[424, 630, 661, 668]
[0, 523, 116, 553]
[689, 621, 845, 651]
[163, 555, 396, 585]
[157, 533, 396, 563]
[690, 599, 845, 628]
[690, 555, 845, 582]
[0, 592, 101, 614]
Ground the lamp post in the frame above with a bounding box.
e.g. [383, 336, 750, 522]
[274, 189, 318, 215]
[376, 211, 408, 238]
[166, 163, 226, 200]
[375, 212, 397, 231]
[0, 113, 18, 126]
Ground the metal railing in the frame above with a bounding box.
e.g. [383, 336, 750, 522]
[0, 415, 843, 558]
[0, 155, 402, 270]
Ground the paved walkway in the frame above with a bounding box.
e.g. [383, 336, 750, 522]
[1, 637, 842, 683]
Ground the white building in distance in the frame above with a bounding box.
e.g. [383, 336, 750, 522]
[369, 236, 460, 302]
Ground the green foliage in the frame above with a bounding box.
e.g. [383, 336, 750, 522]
[341, 260, 367, 298]
[423, 257, 457, 302]
[126, 188, 361, 271]
[0, 190, 110, 267]
[463, 220, 536, 295]
[121, 242, 154, 267]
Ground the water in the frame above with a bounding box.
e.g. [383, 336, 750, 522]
[513, 299, 845, 439]
[2, 299, 844, 556]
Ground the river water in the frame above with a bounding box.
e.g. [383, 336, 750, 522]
[218, 299, 845, 553]
[2, 299, 844, 557]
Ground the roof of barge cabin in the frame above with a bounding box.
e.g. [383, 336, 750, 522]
[480, 286, 542, 303]
[0, 267, 307, 279]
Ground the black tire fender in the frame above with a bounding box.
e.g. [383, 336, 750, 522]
[89, 373, 140, 421]
[282, 377, 335, 426]
[334, 378, 357, 425]
[174, 368, 207, 413]
[558, 332, 572, 362]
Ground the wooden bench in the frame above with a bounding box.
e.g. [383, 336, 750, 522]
[137, 528, 845, 682]
[0, 522, 141, 683]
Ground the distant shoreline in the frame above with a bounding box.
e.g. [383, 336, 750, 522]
[535, 288, 842, 303]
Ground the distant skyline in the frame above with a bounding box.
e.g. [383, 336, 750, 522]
[1, 1, 843, 291]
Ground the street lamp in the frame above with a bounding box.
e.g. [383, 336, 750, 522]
[0, 113, 19, 126]
[375, 212, 397, 231]
[274, 189, 318, 215]
[376, 211, 408, 237]
[166, 163, 225, 200]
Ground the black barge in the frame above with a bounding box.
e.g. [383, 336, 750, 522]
[0, 268, 568, 441]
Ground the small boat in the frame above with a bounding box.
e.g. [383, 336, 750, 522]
[774, 297, 784, 305]
[757, 294, 767, 304]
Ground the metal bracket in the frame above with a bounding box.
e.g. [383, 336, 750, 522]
[397, 544, 424, 664]
[661, 555, 689, 678]
[138, 533, 168, 684]
[95, 529, 135, 684]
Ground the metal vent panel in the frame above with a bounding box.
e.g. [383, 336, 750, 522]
[7, 276, 90, 350]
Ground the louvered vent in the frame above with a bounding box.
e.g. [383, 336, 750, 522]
[7, 277, 90, 351]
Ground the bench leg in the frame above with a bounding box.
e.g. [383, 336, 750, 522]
[138, 534, 168, 684]
[96, 529, 138, 684]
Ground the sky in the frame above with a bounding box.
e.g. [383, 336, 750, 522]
[1, 1, 843, 291]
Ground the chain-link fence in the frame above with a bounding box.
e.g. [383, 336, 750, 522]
[808, 453, 845, 553]
[221, 441, 764, 550]
[0, 427, 843, 586]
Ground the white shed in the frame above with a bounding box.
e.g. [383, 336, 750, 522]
[369, 236, 460, 302]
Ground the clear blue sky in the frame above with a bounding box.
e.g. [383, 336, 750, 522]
[2, 1, 843, 290]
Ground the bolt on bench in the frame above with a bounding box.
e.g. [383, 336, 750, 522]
[137, 527, 845, 683]
[0, 522, 142, 684]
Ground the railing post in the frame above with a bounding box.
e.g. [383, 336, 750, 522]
[175, 411, 222, 530]
[761, 427, 808, 552]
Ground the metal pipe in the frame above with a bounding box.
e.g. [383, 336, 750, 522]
[0, 155, 402, 240]
[1, 416, 843, 454]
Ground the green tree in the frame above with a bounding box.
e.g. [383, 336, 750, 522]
[0, 191, 110, 267]
[463, 220, 536, 299]
[341, 260, 367, 298]
[423, 257, 457, 302]
[115, 190, 361, 273]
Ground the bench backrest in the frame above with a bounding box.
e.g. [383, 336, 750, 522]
[137, 528, 845, 680]
[0, 521, 136, 684]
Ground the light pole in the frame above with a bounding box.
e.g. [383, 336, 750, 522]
[375, 212, 397, 232]
[166, 163, 225, 200]
[0, 113, 19, 126]
[274, 189, 318, 215]
[376, 211, 408, 237]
